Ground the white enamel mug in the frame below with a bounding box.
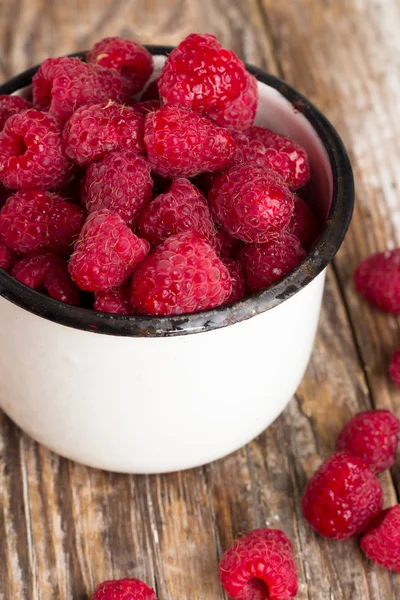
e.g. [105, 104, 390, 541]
[0, 49, 354, 473]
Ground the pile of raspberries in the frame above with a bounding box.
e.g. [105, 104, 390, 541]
[88, 409, 400, 599]
[0, 34, 318, 317]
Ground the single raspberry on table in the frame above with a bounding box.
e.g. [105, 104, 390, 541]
[144, 105, 235, 178]
[219, 528, 298, 600]
[32, 57, 130, 122]
[94, 282, 133, 315]
[287, 194, 319, 249]
[0, 109, 74, 190]
[63, 102, 145, 167]
[158, 33, 248, 113]
[336, 410, 400, 473]
[90, 578, 157, 600]
[81, 152, 152, 227]
[68, 209, 150, 292]
[87, 37, 153, 95]
[0, 190, 84, 255]
[138, 178, 217, 247]
[232, 128, 310, 191]
[215, 228, 243, 259]
[12, 253, 80, 305]
[390, 349, 400, 386]
[222, 259, 247, 303]
[131, 231, 232, 316]
[209, 70, 258, 131]
[0, 95, 32, 131]
[302, 452, 383, 540]
[354, 249, 400, 313]
[360, 505, 400, 573]
[209, 165, 294, 244]
[0, 239, 17, 271]
[240, 233, 305, 293]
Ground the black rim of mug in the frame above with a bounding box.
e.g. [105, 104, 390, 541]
[0, 46, 354, 337]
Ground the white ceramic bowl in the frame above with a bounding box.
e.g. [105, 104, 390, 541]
[0, 48, 354, 473]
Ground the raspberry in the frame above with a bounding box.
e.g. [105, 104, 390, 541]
[131, 231, 232, 315]
[215, 227, 243, 259]
[222, 259, 247, 303]
[209, 165, 294, 244]
[232, 129, 310, 191]
[287, 195, 319, 249]
[90, 578, 156, 600]
[138, 178, 217, 247]
[12, 253, 80, 305]
[360, 506, 400, 573]
[81, 152, 152, 227]
[0, 109, 73, 190]
[0, 239, 17, 270]
[390, 349, 400, 386]
[0, 190, 84, 255]
[144, 105, 235, 178]
[336, 410, 400, 473]
[302, 452, 383, 540]
[240, 233, 305, 293]
[354, 249, 400, 313]
[32, 57, 130, 122]
[159, 33, 248, 113]
[68, 209, 150, 292]
[219, 528, 298, 600]
[63, 102, 145, 167]
[0, 95, 32, 131]
[87, 37, 153, 95]
[209, 71, 258, 131]
[141, 78, 160, 101]
[94, 282, 133, 315]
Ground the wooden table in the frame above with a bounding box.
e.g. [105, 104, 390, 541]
[0, 1, 399, 598]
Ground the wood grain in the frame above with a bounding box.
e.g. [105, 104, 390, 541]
[0, 0, 399, 598]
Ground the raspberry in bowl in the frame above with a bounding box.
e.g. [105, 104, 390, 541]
[0, 37, 354, 473]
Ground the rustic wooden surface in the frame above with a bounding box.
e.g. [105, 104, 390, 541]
[0, 0, 399, 598]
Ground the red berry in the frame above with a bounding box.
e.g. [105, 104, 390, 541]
[302, 452, 383, 540]
[144, 105, 235, 178]
[209, 165, 294, 244]
[138, 178, 217, 247]
[222, 259, 247, 303]
[360, 506, 400, 573]
[12, 253, 80, 305]
[158, 33, 248, 113]
[215, 227, 243, 259]
[0, 190, 84, 255]
[141, 78, 160, 101]
[232, 128, 310, 191]
[0, 109, 73, 190]
[81, 152, 152, 227]
[90, 578, 156, 600]
[63, 102, 145, 167]
[354, 249, 400, 313]
[0, 239, 17, 271]
[0, 95, 32, 131]
[336, 410, 400, 473]
[32, 57, 130, 122]
[131, 231, 232, 315]
[209, 71, 258, 131]
[287, 195, 319, 249]
[240, 233, 305, 293]
[87, 37, 153, 95]
[390, 349, 400, 386]
[94, 282, 133, 315]
[219, 528, 298, 600]
[68, 209, 150, 292]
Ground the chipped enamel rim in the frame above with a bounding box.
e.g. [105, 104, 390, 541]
[0, 46, 354, 337]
